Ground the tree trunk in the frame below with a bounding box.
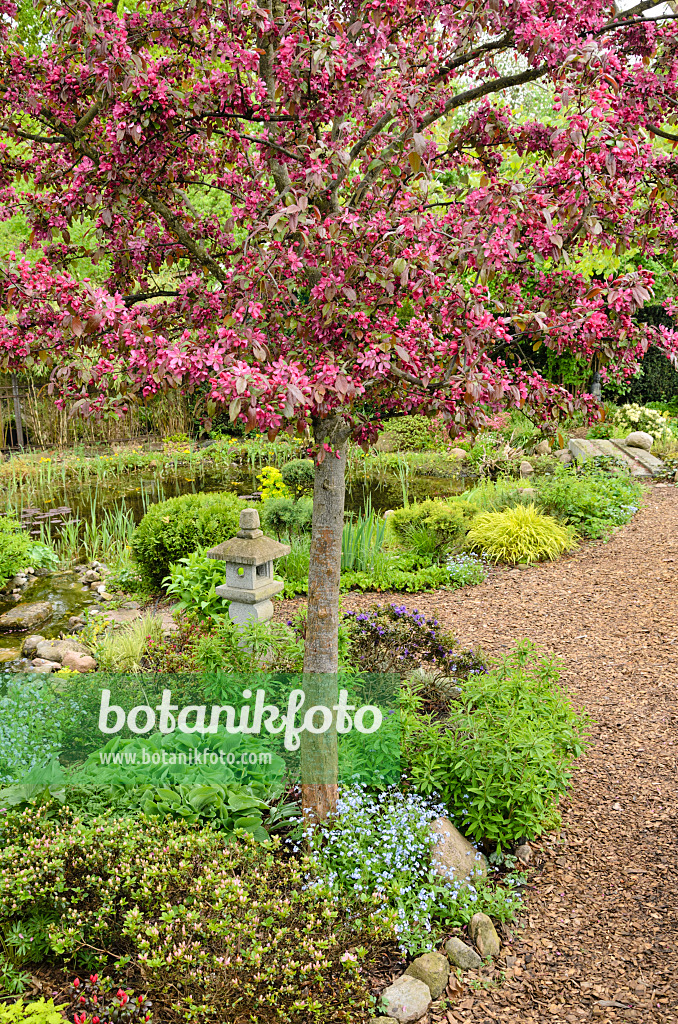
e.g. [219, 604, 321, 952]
[301, 415, 350, 822]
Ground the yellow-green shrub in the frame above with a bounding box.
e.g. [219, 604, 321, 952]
[467, 504, 576, 564]
[388, 499, 478, 551]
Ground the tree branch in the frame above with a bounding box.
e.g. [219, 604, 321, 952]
[140, 192, 226, 283]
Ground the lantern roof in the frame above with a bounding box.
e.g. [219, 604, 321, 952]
[206, 508, 291, 566]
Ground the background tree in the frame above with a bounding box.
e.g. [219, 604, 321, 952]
[2, 0, 678, 816]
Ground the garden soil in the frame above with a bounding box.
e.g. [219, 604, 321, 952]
[281, 483, 678, 1023]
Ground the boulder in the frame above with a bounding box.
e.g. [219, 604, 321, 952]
[519, 460, 534, 478]
[61, 651, 97, 673]
[534, 440, 551, 455]
[83, 569, 102, 583]
[379, 976, 431, 1023]
[554, 448, 573, 465]
[625, 431, 653, 451]
[430, 817, 488, 884]
[468, 913, 501, 959]
[21, 634, 46, 657]
[35, 639, 92, 663]
[449, 447, 468, 459]
[405, 951, 449, 999]
[0, 602, 53, 632]
[445, 936, 482, 970]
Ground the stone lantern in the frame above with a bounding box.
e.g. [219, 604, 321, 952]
[206, 508, 291, 625]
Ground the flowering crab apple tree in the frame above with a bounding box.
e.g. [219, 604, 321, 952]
[3, 0, 678, 814]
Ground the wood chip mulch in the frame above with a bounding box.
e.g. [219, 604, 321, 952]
[279, 483, 678, 1023]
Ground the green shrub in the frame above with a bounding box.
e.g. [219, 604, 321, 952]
[378, 414, 450, 452]
[280, 458, 315, 498]
[0, 813, 387, 1022]
[404, 642, 588, 851]
[260, 496, 313, 538]
[0, 517, 30, 589]
[535, 466, 642, 539]
[467, 504, 576, 564]
[388, 499, 478, 554]
[131, 491, 241, 587]
[94, 612, 166, 672]
[163, 548, 229, 620]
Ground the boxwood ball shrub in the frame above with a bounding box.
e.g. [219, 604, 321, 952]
[388, 499, 479, 552]
[467, 504, 576, 564]
[131, 491, 242, 587]
[377, 414, 450, 452]
[280, 458, 315, 498]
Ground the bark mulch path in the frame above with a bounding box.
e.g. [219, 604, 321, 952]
[280, 484, 678, 1023]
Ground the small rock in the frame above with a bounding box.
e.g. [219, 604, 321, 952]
[430, 817, 488, 884]
[625, 431, 653, 451]
[375, 1019, 399, 1024]
[534, 440, 550, 455]
[96, 583, 107, 594]
[84, 569, 102, 583]
[445, 936, 482, 970]
[61, 651, 97, 673]
[405, 951, 449, 999]
[379, 975, 432, 1023]
[519, 459, 534, 477]
[31, 658, 61, 674]
[515, 843, 532, 866]
[468, 912, 501, 959]
[554, 448, 573, 464]
[13, 574, 28, 585]
[449, 447, 468, 459]
[99, 592, 114, 601]
[25, 567, 35, 575]
[121, 601, 140, 610]
[21, 635, 46, 657]
[0, 601, 53, 632]
[90, 581, 102, 591]
[68, 616, 85, 628]
[10, 658, 32, 673]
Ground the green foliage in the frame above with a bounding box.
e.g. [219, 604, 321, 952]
[341, 502, 386, 572]
[131, 491, 241, 588]
[194, 617, 305, 674]
[535, 466, 642, 539]
[260, 496, 313, 538]
[0, 516, 30, 588]
[0, 813, 387, 1022]
[404, 642, 589, 851]
[307, 786, 519, 955]
[467, 504, 576, 564]
[388, 499, 478, 555]
[24, 542, 59, 570]
[378, 414, 450, 452]
[0, 1000, 66, 1023]
[280, 458, 315, 498]
[163, 548, 229, 620]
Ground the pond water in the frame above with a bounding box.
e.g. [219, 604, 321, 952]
[0, 573, 101, 660]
